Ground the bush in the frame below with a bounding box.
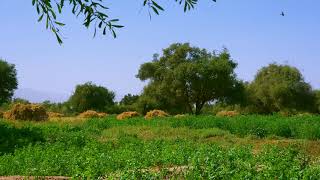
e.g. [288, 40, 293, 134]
[78, 110, 107, 118]
[144, 110, 168, 119]
[116, 111, 139, 120]
[174, 114, 188, 118]
[216, 110, 239, 117]
[3, 103, 48, 121]
[0, 111, 3, 119]
[47, 112, 64, 118]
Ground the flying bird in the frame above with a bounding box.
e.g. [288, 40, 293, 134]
[280, 11, 285, 16]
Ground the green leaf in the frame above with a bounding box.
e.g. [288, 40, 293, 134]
[55, 21, 66, 26]
[151, 6, 159, 15]
[38, 14, 44, 22]
[152, 1, 164, 11]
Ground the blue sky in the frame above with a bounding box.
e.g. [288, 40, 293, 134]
[0, 0, 319, 102]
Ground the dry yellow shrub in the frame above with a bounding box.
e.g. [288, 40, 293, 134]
[78, 110, 107, 118]
[174, 114, 188, 118]
[47, 112, 64, 118]
[216, 110, 239, 117]
[3, 103, 48, 121]
[116, 111, 139, 120]
[144, 110, 169, 119]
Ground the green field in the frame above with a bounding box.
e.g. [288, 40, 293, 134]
[1, 115, 320, 179]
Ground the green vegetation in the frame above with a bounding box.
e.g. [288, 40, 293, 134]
[0, 59, 18, 105]
[1, 115, 320, 178]
[247, 63, 315, 114]
[136, 43, 242, 115]
[30, 0, 216, 43]
[68, 82, 115, 113]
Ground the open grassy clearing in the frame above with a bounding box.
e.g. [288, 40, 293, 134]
[1, 115, 320, 178]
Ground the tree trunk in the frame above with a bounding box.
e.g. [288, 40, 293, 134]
[195, 101, 205, 115]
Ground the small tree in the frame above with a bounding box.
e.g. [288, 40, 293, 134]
[120, 94, 139, 106]
[68, 82, 115, 113]
[249, 63, 314, 113]
[0, 59, 18, 105]
[137, 43, 241, 115]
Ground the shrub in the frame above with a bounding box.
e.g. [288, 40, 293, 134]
[216, 110, 239, 117]
[116, 111, 139, 120]
[0, 111, 3, 119]
[3, 103, 48, 121]
[78, 110, 107, 118]
[144, 110, 168, 119]
[47, 112, 64, 118]
[174, 114, 188, 118]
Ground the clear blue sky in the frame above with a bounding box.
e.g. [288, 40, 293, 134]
[0, 0, 319, 101]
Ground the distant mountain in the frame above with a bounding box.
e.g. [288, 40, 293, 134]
[14, 88, 69, 103]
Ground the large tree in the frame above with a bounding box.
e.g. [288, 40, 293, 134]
[68, 82, 115, 113]
[0, 59, 18, 105]
[248, 63, 315, 113]
[137, 43, 240, 115]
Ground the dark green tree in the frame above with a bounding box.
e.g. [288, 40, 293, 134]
[120, 94, 139, 106]
[315, 90, 320, 113]
[248, 63, 315, 113]
[0, 59, 18, 105]
[137, 43, 240, 115]
[68, 82, 115, 113]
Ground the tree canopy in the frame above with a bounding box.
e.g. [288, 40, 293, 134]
[248, 63, 315, 113]
[120, 94, 139, 106]
[0, 59, 18, 105]
[137, 43, 241, 115]
[68, 82, 115, 113]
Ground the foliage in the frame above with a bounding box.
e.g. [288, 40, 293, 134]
[144, 109, 169, 119]
[116, 111, 140, 120]
[68, 82, 115, 113]
[248, 63, 315, 113]
[120, 94, 139, 106]
[134, 83, 188, 115]
[30, 0, 216, 43]
[137, 43, 241, 115]
[42, 101, 74, 116]
[78, 110, 107, 118]
[12, 98, 30, 105]
[3, 103, 48, 121]
[315, 90, 320, 113]
[0, 116, 320, 178]
[0, 59, 18, 105]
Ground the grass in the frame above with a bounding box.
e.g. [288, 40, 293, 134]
[0, 115, 320, 178]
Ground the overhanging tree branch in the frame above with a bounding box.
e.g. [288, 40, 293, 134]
[31, 0, 216, 44]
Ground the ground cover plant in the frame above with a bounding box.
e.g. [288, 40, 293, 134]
[1, 115, 320, 178]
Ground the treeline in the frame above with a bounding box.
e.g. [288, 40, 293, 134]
[0, 43, 319, 116]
